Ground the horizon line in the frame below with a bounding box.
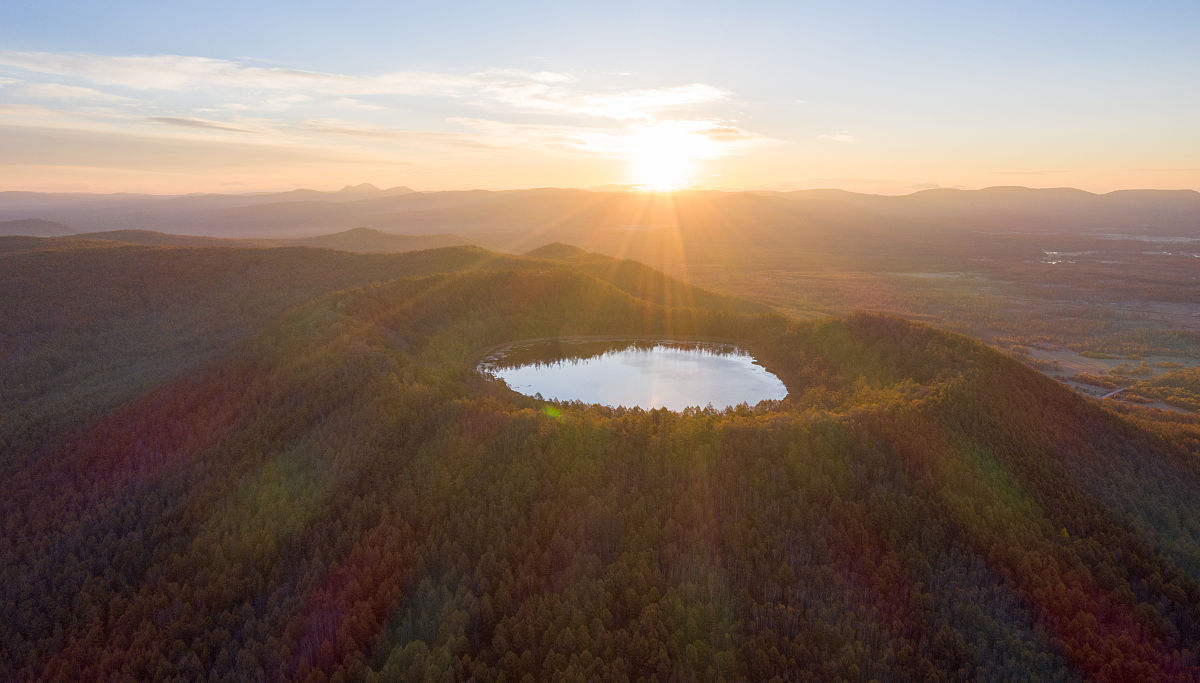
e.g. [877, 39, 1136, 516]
[3, 184, 1199, 200]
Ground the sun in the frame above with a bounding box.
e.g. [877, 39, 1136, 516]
[627, 123, 702, 191]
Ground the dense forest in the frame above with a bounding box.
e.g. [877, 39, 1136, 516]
[3, 239, 1200, 681]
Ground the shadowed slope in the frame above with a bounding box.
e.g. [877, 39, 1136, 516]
[0, 241, 756, 466]
[70, 229, 260, 248]
[279, 228, 473, 253]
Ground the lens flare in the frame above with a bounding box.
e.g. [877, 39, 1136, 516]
[628, 122, 704, 191]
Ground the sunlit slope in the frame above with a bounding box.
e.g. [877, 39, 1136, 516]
[2, 257, 1199, 681]
[526, 242, 768, 315]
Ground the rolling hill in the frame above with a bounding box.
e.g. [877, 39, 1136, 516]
[70, 229, 260, 248]
[2, 240, 1199, 680]
[57, 228, 474, 253]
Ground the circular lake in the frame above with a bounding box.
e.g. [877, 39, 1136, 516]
[479, 339, 788, 411]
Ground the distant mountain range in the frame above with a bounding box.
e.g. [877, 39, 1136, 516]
[0, 218, 73, 237]
[2, 186, 1198, 282]
[277, 227, 471, 253]
[2, 186, 1197, 247]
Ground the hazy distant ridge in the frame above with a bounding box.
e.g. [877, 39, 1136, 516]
[0, 218, 73, 237]
[1, 186, 1197, 248]
[14, 227, 475, 254]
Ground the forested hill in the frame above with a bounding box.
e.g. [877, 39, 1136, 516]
[2, 242, 1200, 681]
[0, 239, 756, 469]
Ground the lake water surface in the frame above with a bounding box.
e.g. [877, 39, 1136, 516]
[480, 340, 788, 410]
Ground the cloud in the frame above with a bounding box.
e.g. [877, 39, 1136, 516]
[473, 68, 574, 84]
[0, 50, 476, 95]
[12, 82, 137, 102]
[0, 77, 137, 102]
[0, 50, 775, 186]
[0, 124, 393, 170]
[148, 116, 260, 134]
[298, 120, 402, 139]
[0, 102, 137, 129]
[450, 117, 775, 159]
[449, 117, 604, 153]
[702, 125, 755, 142]
[818, 130, 857, 143]
[333, 97, 388, 111]
[482, 82, 728, 120]
[292, 119, 492, 150]
[0, 50, 730, 122]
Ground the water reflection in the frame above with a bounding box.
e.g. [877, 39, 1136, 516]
[479, 339, 788, 411]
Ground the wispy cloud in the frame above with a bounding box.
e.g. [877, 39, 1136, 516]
[0, 50, 774, 190]
[291, 119, 493, 150]
[0, 77, 137, 103]
[148, 116, 261, 134]
[448, 117, 606, 153]
[0, 50, 475, 95]
[451, 117, 775, 158]
[818, 130, 857, 143]
[13, 82, 137, 102]
[0, 102, 137, 129]
[472, 68, 574, 84]
[297, 120, 404, 139]
[0, 124, 396, 169]
[0, 50, 731, 122]
[332, 97, 387, 111]
[480, 81, 728, 120]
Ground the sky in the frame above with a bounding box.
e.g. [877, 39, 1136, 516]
[0, 1, 1197, 194]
